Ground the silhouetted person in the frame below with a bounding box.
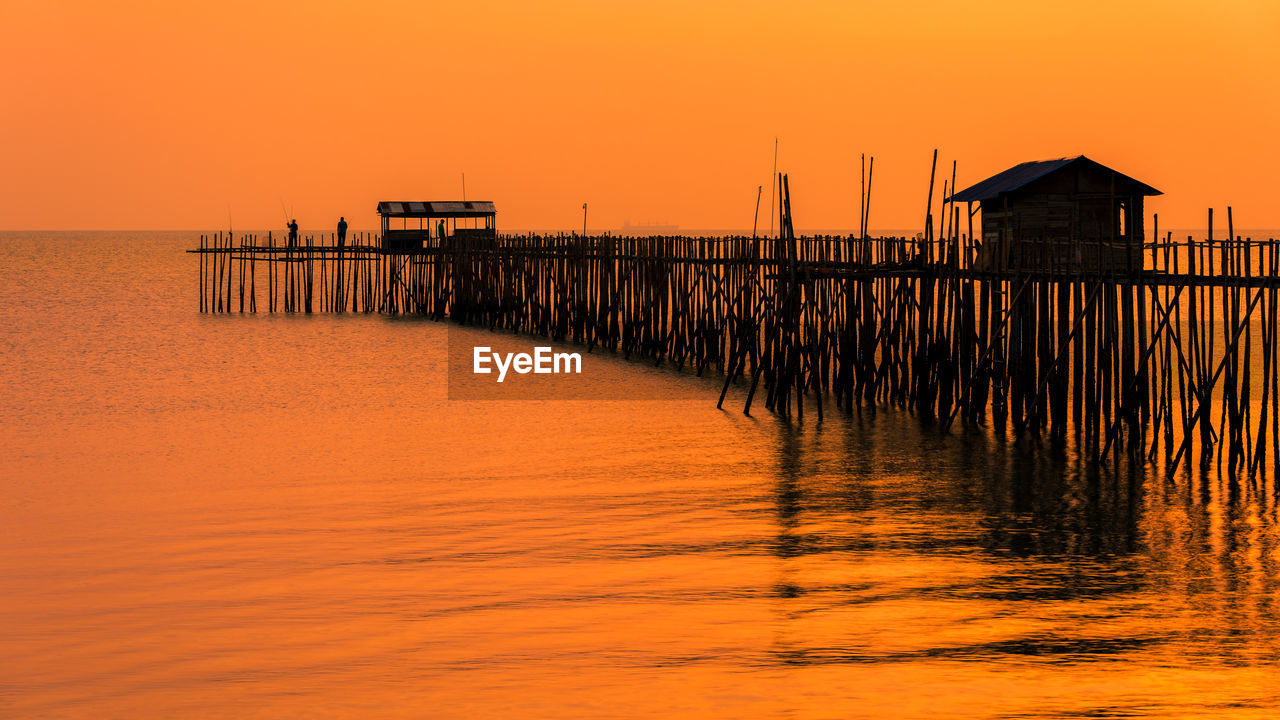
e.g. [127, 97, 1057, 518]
[337, 216, 348, 248]
[287, 219, 298, 248]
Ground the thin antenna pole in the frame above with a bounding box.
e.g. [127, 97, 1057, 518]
[948, 159, 957, 242]
[752, 185, 763, 239]
[864, 156, 875, 242]
[860, 154, 866, 240]
[582, 203, 588, 236]
[924, 149, 938, 240]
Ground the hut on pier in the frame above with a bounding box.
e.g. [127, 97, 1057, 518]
[376, 201, 497, 252]
[947, 156, 1160, 273]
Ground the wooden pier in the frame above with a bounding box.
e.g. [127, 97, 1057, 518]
[192, 182, 1280, 478]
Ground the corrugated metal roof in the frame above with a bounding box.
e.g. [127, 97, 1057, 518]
[947, 156, 1161, 203]
[376, 201, 496, 217]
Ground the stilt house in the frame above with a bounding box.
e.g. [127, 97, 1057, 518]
[947, 156, 1160, 273]
[376, 201, 497, 252]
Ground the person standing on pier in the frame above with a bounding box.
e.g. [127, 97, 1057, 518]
[287, 218, 298, 248]
[337, 217, 348, 248]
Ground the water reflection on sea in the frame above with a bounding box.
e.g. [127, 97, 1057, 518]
[1, 233, 1279, 718]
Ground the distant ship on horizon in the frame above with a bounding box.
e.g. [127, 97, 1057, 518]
[619, 220, 679, 236]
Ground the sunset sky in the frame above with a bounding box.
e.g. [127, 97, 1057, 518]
[3, 0, 1277, 232]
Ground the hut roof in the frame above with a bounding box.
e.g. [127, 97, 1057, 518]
[947, 156, 1161, 203]
[377, 201, 496, 218]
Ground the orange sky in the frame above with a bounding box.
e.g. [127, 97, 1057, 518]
[2, 0, 1278, 232]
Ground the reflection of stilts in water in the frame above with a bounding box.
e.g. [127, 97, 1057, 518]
[771, 426, 805, 562]
[758, 407, 1280, 670]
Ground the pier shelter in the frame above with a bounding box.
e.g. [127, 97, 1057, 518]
[376, 201, 497, 252]
[948, 156, 1160, 273]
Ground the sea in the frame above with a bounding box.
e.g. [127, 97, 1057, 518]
[2, 231, 1279, 718]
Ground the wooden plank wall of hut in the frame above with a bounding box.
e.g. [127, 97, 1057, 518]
[192, 206, 1280, 478]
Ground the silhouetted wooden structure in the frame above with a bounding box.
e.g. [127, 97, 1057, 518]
[192, 158, 1279, 481]
[377, 201, 497, 252]
[949, 156, 1160, 273]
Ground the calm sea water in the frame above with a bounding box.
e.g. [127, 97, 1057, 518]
[3, 232, 1280, 718]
